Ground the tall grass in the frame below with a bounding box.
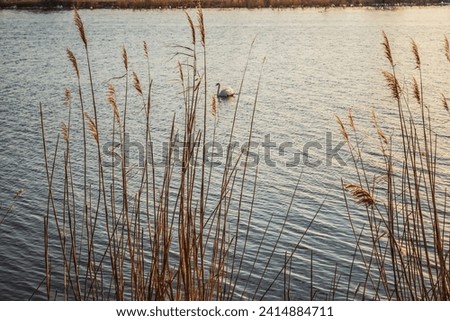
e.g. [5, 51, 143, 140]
[40, 7, 320, 300]
[339, 33, 450, 300]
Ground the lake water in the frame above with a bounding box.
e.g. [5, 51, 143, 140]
[1, 6, 450, 300]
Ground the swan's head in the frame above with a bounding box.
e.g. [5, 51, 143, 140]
[215, 83, 220, 87]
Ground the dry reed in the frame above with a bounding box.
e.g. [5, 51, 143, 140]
[66, 49, 79, 79]
[211, 95, 217, 117]
[441, 94, 449, 113]
[132, 71, 143, 96]
[444, 35, 450, 63]
[74, 9, 87, 49]
[343, 183, 375, 207]
[412, 77, 421, 105]
[340, 32, 450, 300]
[335, 115, 349, 142]
[411, 39, 421, 68]
[107, 83, 120, 123]
[122, 47, 128, 71]
[382, 71, 401, 100]
[84, 112, 99, 144]
[382, 31, 394, 67]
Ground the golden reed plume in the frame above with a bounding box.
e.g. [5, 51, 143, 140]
[122, 47, 128, 71]
[383, 71, 401, 100]
[411, 39, 421, 69]
[412, 77, 421, 105]
[211, 95, 217, 117]
[371, 110, 389, 146]
[107, 83, 120, 123]
[335, 115, 349, 142]
[64, 88, 72, 108]
[74, 9, 87, 49]
[344, 183, 375, 207]
[84, 112, 99, 144]
[197, 3, 205, 47]
[185, 12, 195, 45]
[66, 49, 79, 79]
[132, 71, 143, 96]
[382, 31, 394, 67]
[444, 35, 450, 63]
[144, 41, 149, 59]
[61, 122, 69, 142]
[441, 94, 449, 113]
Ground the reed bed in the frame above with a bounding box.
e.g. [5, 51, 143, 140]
[338, 33, 450, 300]
[39, 7, 322, 300]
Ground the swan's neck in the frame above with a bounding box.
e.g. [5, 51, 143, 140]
[216, 84, 220, 96]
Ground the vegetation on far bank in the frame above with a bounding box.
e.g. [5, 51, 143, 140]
[1, 0, 449, 10]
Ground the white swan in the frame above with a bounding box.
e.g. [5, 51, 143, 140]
[216, 83, 234, 98]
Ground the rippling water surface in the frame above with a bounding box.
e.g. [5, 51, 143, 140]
[1, 7, 450, 300]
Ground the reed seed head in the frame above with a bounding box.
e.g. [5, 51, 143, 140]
[445, 35, 450, 63]
[122, 47, 128, 71]
[378, 128, 389, 146]
[185, 12, 196, 45]
[377, 128, 388, 147]
[336, 115, 349, 142]
[441, 94, 449, 113]
[197, 4, 205, 47]
[344, 183, 375, 207]
[74, 9, 87, 49]
[412, 77, 421, 105]
[371, 111, 389, 146]
[411, 39, 421, 69]
[132, 71, 143, 96]
[64, 88, 72, 108]
[382, 31, 394, 67]
[371, 109, 377, 123]
[61, 122, 69, 142]
[144, 41, 149, 59]
[348, 108, 355, 130]
[211, 95, 217, 117]
[383, 71, 401, 100]
[107, 83, 120, 123]
[66, 49, 80, 79]
[84, 112, 99, 144]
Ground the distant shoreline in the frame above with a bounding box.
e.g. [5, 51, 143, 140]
[1, 0, 449, 10]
